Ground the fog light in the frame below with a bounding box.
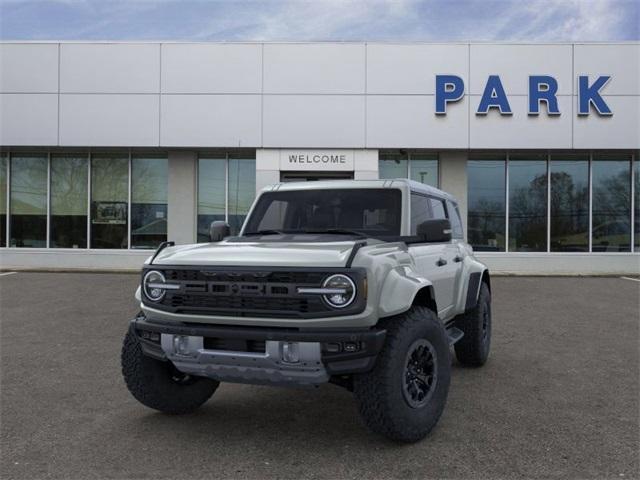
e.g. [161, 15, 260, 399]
[173, 335, 190, 355]
[282, 342, 300, 363]
[343, 342, 359, 353]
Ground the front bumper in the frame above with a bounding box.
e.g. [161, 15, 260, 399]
[131, 314, 386, 387]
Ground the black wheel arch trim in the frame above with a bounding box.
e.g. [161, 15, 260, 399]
[465, 269, 490, 311]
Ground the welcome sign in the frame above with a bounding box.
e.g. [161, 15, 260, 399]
[279, 150, 355, 171]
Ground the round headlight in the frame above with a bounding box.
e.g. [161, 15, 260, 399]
[143, 270, 166, 302]
[322, 274, 356, 308]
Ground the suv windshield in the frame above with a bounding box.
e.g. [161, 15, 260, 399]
[243, 188, 401, 237]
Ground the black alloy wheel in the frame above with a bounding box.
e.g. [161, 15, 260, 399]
[402, 339, 438, 408]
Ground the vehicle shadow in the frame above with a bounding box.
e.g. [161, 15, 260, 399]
[124, 363, 470, 449]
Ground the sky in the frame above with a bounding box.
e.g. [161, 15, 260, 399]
[0, 0, 638, 42]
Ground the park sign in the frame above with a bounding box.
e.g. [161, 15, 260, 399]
[435, 75, 613, 117]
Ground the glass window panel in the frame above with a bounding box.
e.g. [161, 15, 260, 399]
[508, 155, 548, 252]
[0, 154, 6, 247]
[91, 155, 128, 249]
[131, 156, 168, 249]
[10, 154, 47, 247]
[467, 158, 506, 251]
[549, 155, 589, 252]
[634, 155, 639, 252]
[430, 197, 447, 220]
[244, 189, 402, 236]
[592, 154, 631, 252]
[410, 154, 438, 187]
[410, 193, 430, 235]
[447, 200, 464, 239]
[228, 155, 256, 235]
[198, 156, 226, 242]
[50, 155, 88, 248]
[379, 151, 408, 179]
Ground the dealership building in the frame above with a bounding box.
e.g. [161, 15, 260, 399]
[0, 41, 638, 274]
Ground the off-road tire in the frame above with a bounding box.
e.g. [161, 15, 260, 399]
[455, 282, 491, 367]
[353, 306, 451, 443]
[121, 329, 219, 414]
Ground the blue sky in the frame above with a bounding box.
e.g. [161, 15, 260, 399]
[0, 0, 638, 41]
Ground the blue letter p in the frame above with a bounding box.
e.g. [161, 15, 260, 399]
[435, 75, 464, 115]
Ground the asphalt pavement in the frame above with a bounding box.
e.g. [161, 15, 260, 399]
[1, 273, 638, 479]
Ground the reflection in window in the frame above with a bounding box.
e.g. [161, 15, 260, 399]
[447, 200, 464, 239]
[379, 151, 439, 188]
[509, 155, 547, 252]
[467, 158, 505, 251]
[197, 156, 226, 242]
[410, 193, 430, 235]
[50, 155, 88, 248]
[410, 154, 438, 187]
[91, 155, 128, 249]
[379, 151, 408, 179]
[10, 155, 47, 247]
[0, 154, 6, 247]
[430, 197, 447, 219]
[228, 155, 256, 235]
[635, 157, 639, 252]
[550, 155, 589, 252]
[131, 156, 168, 249]
[592, 154, 631, 252]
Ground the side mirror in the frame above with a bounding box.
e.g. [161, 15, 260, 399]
[209, 221, 231, 242]
[417, 219, 452, 243]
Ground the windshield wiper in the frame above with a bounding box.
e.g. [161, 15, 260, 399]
[302, 228, 368, 238]
[243, 229, 286, 236]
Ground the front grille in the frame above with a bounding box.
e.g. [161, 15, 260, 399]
[169, 294, 323, 318]
[145, 267, 366, 319]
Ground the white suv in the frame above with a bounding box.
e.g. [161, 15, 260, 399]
[122, 179, 492, 442]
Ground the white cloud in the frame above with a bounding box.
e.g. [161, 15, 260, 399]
[192, 0, 420, 41]
[0, 0, 637, 41]
[502, 0, 629, 41]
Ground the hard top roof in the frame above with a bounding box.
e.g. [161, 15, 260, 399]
[262, 178, 457, 203]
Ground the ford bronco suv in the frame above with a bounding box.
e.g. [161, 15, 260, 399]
[122, 179, 492, 442]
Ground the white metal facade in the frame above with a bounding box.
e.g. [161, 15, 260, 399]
[0, 42, 638, 274]
[0, 42, 638, 149]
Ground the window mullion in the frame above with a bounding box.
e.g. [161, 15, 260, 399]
[505, 152, 510, 253]
[6, 150, 10, 248]
[546, 152, 551, 253]
[46, 152, 51, 248]
[87, 152, 91, 249]
[630, 153, 635, 252]
[589, 152, 593, 252]
[225, 154, 229, 223]
[127, 150, 132, 250]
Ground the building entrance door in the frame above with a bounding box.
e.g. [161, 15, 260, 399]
[280, 171, 354, 182]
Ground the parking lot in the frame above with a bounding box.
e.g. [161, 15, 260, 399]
[0, 273, 638, 479]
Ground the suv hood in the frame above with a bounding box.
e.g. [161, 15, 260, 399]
[151, 239, 362, 268]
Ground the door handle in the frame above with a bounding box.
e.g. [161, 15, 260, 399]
[453, 256, 463, 263]
[436, 258, 447, 267]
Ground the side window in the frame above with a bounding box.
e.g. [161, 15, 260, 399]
[447, 200, 464, 239]
[429, 198, 447, 220]
[410, 193, 431, 234]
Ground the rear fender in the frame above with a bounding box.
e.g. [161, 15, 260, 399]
[378, 266, 436, 318]
[461, 263, 490, 312]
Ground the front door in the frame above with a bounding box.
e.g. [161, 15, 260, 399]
[280, 171, 354, 182]
[408, 193, 463, 319]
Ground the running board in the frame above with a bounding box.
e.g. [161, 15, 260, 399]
[446, 327, 464, 346]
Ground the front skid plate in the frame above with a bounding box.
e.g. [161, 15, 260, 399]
[161, 334, 330, 387]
